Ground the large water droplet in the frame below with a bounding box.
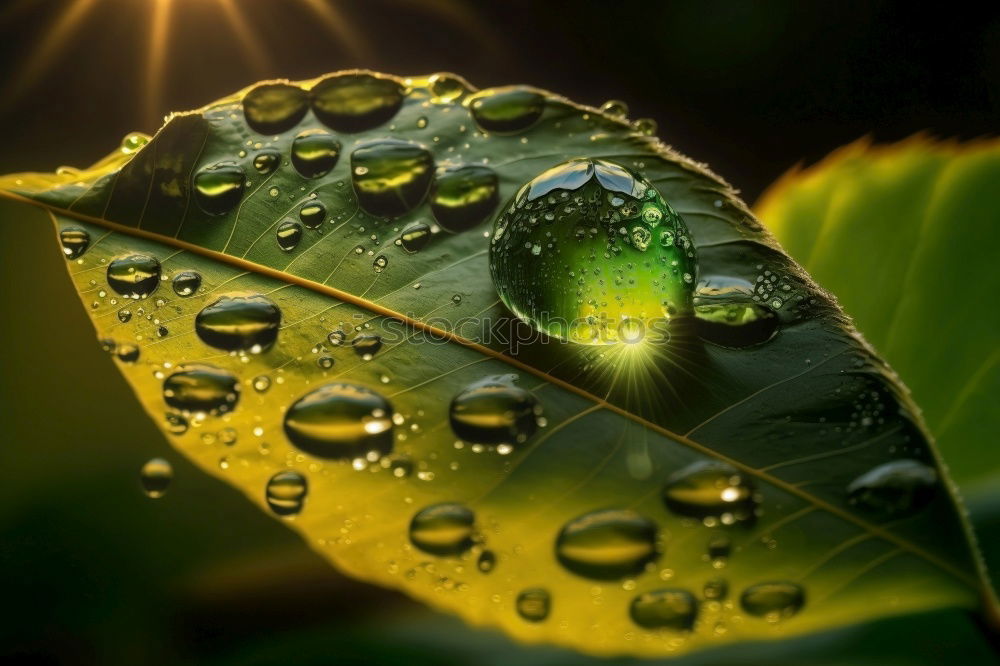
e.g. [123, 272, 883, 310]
[740, 582, 805, 622]
[629, 589, 698, 630]
[489, 158, 696, 344]
[140, 457, 173, 498]
[60, 227, 89, 259]
[194, 163, 245, 215]
[449, 375, 540, 446]
[299, 201, 327, 229]
[516, 588, 551, 622]
[195, 293, 281, 353]
[600, 99, 629, 118]
[283, 382, 394, 460]
[171, 270, 202, 297]
[265, 470, 309, 516]
[430, 165, 499, 231]
[107, 254, 161, 299]
[162, 364, 240, 415]
[477, 550, 497, 573]
[276, 219, 304, 251]
[469, 87, 545, 133]
[428, 73, 470, 102]
[398, 221, 431, 253]
[661, 461, 756, 524]
[120, 132, 149, 154]
[291, 129, 341, 178]
[409, 502, 475, 556]
[694, 277, 778, 348]
[310, 73, 403, 132]
[243, 82, 309, 135]
[350, 139, 434, 217]
[253, 149, 281, 175]
[847, 459, 937, 517]
[555, 509, 659, 580]
[351, 333, 382, 360]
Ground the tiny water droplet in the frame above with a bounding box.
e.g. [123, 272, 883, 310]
[60, 227, 90, 259]
[253, 149, 281, 175]
[409, 502, 475, 556]
[165, 412, 188, 435]
[317, 356, 335, 369]
[740, 582, 805, 622]
[116, 343, 140, 363]
[516, 588, 551, 622]
[266, 470, 309, 516]
[398, 221, 432, 253]
[629, 589, 698, 630]
[600, 99, 628, 118]
[252, 375, 271, 392]
[351, 334, 382, 359]
[373, 254, 388, 273]
[140, 458, 173, 498]
[477, 550, 497, 573]
[117, 308, 132, 323]
[276, 219, 304, 251]
[171, 271, 202, 297]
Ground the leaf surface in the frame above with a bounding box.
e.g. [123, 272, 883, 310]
[0, 73, 989, 658]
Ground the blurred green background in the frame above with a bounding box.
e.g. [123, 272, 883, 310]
[1, 1, 998, 663]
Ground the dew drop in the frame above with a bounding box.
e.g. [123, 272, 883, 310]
[740, 582, 805, 622]
[253, 149, 281, 175]
[317, 356, 335, 369]
[847, 459, 937, 517]
[265, 470, 309, 517]
[276, 219, 304, 251]
[171, 271, 202, 297]
[477, 550, 497, 573]
[409, 502, 475, 556]
[291, 129, 341, 178]
[120, 132, 149, 154]
[60, 227, 89, 259]
[165, 412, 188, 435]
[194, 163, 246, 215]
[140, 457, 173, 498]
[629, 589, 698, 630]
[351, 334, 382, 359]
[633, 118, 657, 135]
[299, 201, 327, 229]
[350, 139, 434, 217]
[600, 99, 629, 118]
[449, 375, 540, 446]
[516, 587, 551, 622]
[555, 509, 659, 580]
[252, 374, 271, 392]
[398, 221, 432, 253]
[430, 165, 499, 232]
[310, 73, 404, 132]
[195, 293, 281, 353]
[243, 82, 309, 135]
[107, 254, 161, 299]
[694, 277, 778, 348]
[116, 343, 140, 363]
[283, 382, 394, 460]
[327, 329, 347, 346]
[117, 308, 132, 323]
[429, 73, 470, 102]
[373, 254, 388, 273]
[469, 87, 545, 133]
[661, 461, 757, 523]
[162, 364, 240, 415]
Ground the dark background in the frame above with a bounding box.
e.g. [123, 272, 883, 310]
[1, 1, 997, 664]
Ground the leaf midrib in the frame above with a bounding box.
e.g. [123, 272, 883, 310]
[3, 188, 980, 592]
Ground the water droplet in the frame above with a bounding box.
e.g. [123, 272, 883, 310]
[351, 334, 382, 359]
[291, 129, 341, 178]
[252, 375, 271, 392]
[390, 456, 413, 478]
[600, 99, 628, 118]
[489, 158, 695, 344]
[409, 502, 475, 556]
[633, 118, 657, 135]
[516, 588, 551, 622]
[469, 87, 545, 133]
[107, 254, 161, 299]
[398, 221, 431, 253]
[276, 219, 304, 251]
[165, 412, 188, 435]
[162, 364, 240, 415]
[430, 165, 499, 231]
[195, 293, 281, 353]
[117, 308, 132, 323]
[243, 82, 308, 135]
[555, 509, 659, 579]
[310, 73, 404, 132]
[299, 201, 327, 229]
[477, 550, 497, 573]
[327, 329, 347, 346]
[629, 589, 698, 630]
[219, 427, 237, 445]
[416, 116, 428, 128]
[694, 277, 778, 348]
[429, 73, 470, 102]
[317, 356, 334, 369]
[283, 382, 394, 460]
[740, 582, 805, 622]
[194, 162, 245, 215]
[373, 254, 388, 273]
[140, 457, 172, 498]
[703, 578, 728, 600]
[350, 139, 434, 217]
[116, 343, 139, 363]
[449, 376, 540, 445]
[60, 227, 89, 259]
[661, 461, 757, 523]
[265, 470, 308, 516]
[120, 132, 149, 154]
[847, 459, 937, 517]
[253, 149, 281, 175]
[171, 271, 202, 297]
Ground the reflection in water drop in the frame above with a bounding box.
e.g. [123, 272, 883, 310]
[694, 277, 778, 348]
[430, 165, 499, 231]
[276, 219, 304, 251]
[555, 509, 659, 580]
[265, 470, 309, 516]
[429, 73, 470, 102]
[283, 382, 394, 460]
[194, 163, 245, 215]
[121, 132, 149, 154]
[661, 461, 757, 524]
[449, 376, 541, 446]
[291, 129, 341, 178]
[60, 227, 90, 259]
[740, 581, 805, 622]
[253, 150, 281, 175]
[171, 271, 202, 297]
[600, 99, 628, 118]
[311, 73, 404, 132]
[351, 139, 434, 217]
[299, 201, 327, 229]
[398, 221, 432, 253]
[107, 254, 161, 299]
[409, 502, 475, 556]
[469, 87, 545, 133]
[629, 589, 698, 630]
[116, 343, 140, 363]
[373, 255, 388, 273]
[351, 334, 382, 360]
[162, 364, 240, 415]
[195, 293, 281, 353]
[253, 375, 271, 392]
[847, 459, 937, 517]
[243, 82, 309, 135]
[516, 588, 551, 622]
[140, 457, 173, 498]
[165, 412, 188, 435]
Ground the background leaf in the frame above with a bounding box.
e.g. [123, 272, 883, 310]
[0, 74, 991, 659]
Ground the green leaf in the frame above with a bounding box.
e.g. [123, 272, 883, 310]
[0, 72, 991, 658]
